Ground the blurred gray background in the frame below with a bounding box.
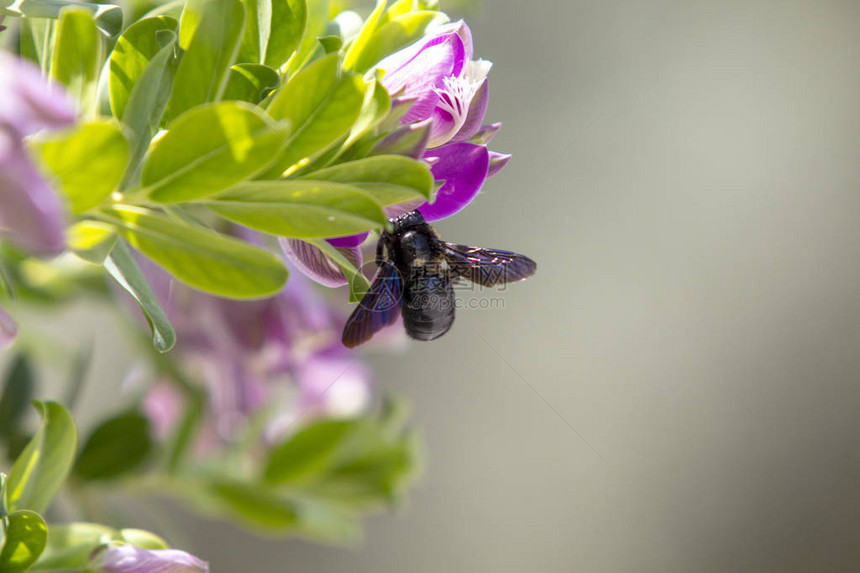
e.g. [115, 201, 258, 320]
[67, 0, 860, 571]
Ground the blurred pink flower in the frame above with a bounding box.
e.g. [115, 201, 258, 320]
[89, 544, 208, 573]
[0, 50, 76, 346]
[133, 254, 371, 446]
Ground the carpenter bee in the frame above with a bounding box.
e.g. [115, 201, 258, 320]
[342, 211, 537, 348]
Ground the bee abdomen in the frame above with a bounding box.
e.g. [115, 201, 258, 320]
[402, 275, 455, 341]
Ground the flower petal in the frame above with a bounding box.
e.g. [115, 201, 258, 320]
[487, 151, 512, 178]
[0, 305, 17, 349]
[280, 238, 362, 287]
[372, 121, 431, 159]
[326, 232, 369, 249]
[0, 51, 75, 136]
[452, 77, 488, 142]
[296, 354, 371, 418]
[0, 129, 67, 255]
[378, 33, 466, 124]
[90, 544, 208, 573]
[468, 122, 502, 145]
[418, 142, 489, 222]
[431, 20, 474, 61]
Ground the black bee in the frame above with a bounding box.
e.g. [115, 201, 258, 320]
[342, 210, 537, 348]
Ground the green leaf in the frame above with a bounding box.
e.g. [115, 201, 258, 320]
[264, 0, 306, 67]
[223, 64, 280, 104]
[0, 510, 47, 573]
[303, 155, 434, 205]
[264, 53, 366, 176]
[352, 10, 449, 73]
[305, 239, 370, 302]
[205, 181, 387, 238]
[0, 355, 34, 440]
[207, 480, 298, 529]
[334, 78, 390, 155]
[5, 401, 77, 514]
[118, 529, 168, 550]
[35, 121, 129, 214]
[50, 8, 101, 111]
[31, 522, 116, 570]
[104, 240, 176, 352]
[73, 411, 152, 481]
[317, 35, 342, 54]
[264, 419, 359, 484]
[238, 0, 306, 69]
[117, 30, 179, 190]
[382, 0, 439, 21]
[164, 0, 246, 123]
[3, 0, 123, 37]
[67, 221, 118, 265]
[99, 206, 289, 299]
[142, 102, 290, 203]
[342, 0, 386, 71]
[286, 0, 327, 74]
[289, 497, 361, 544]
[109, 16, 179, 122]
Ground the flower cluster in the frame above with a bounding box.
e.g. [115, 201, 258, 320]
[138, 253, 371, 447]
[284, 20, 510, 286]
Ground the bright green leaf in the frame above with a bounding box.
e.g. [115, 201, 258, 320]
[286, 0, 326, 74]
[303, 155, 434, 205]
[99, 206, 288, 299]
[35, 121, 129, 214]
[264, 419, 359, 484]
[339, 79, 390, 151]
[31, 522, 116, 570]
[164, 0, 246, 123]
[3, 0, 123, 37]
[118, 529, 168, 550]
[223, 64, 280, 104]
[103, 240, 176, 352]
[205, 181, 387, 238]
[118, 31, 179, 190]
[50, 8, 101, 112]
[0, 510, 47, 573]
[342, 0, 385, 71]
[5, 401, 77, 514]
[73, 411, 152, 481]
[381, 0, 440, 21]
[109, 16, 178, 121]
[318, 35, 342, 53]
[239, 0, 306, 68]
[142, 102, 290, 203]
[207, 480, 299, 529]
[264, 54, 366, 176]
[67, 221, 118, 265]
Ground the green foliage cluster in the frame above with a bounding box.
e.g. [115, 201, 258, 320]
[8, 0, 448, 352]
[0, 355, 420, 570]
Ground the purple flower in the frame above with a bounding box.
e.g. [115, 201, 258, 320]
[0, 51, 74, 255]
[284, 20, 510, 285]
[133, 252, 373, 446]
[0, 50, 75, 347]
[0, 305, 17, 349]
[89, 544, 208, 573]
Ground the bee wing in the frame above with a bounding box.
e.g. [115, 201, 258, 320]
[442, 242, 537, 287]
[342, 261, 403, 348]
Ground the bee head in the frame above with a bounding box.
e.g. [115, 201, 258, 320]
[390, 210, 426, 234]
